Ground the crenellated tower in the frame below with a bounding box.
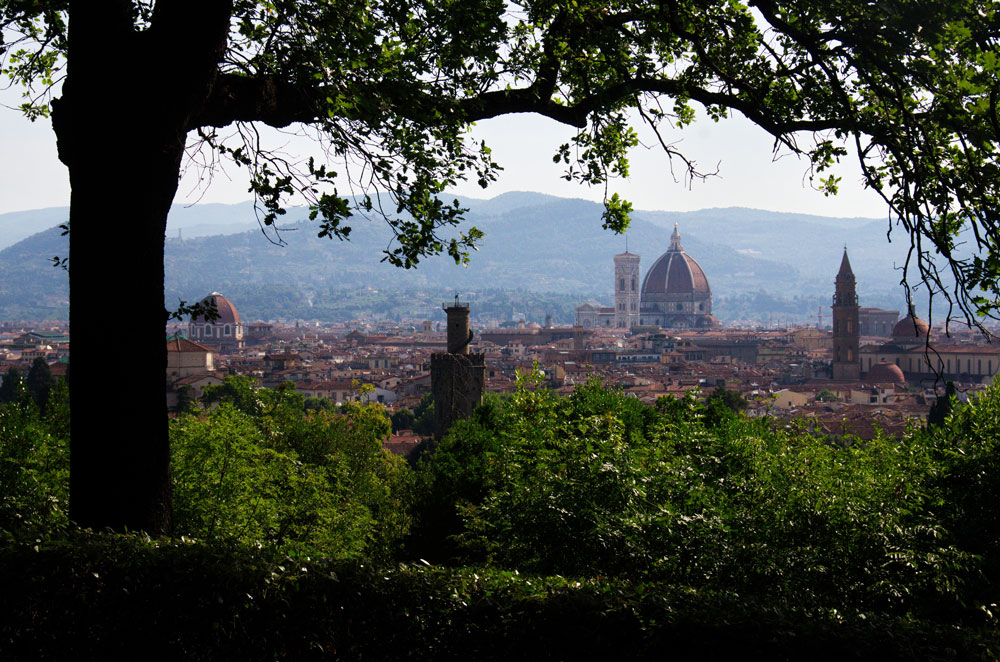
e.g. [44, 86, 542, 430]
[614, 250, 641, 328]
[831, 248, 861, 380]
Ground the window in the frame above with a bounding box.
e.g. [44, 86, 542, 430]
[619, 278, 625, 290]
[631, 277, 636, 291]
[224, 325, 231, 336]
[676, 304, 683, 311]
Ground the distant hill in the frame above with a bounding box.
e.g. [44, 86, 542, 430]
[0, 193, 923, 321]
[0, 202, 262, 251]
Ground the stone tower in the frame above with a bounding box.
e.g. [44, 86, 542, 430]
[831, 249, 861, 381]
[614, 251, 641, 328]
[431, 298, 486, 439]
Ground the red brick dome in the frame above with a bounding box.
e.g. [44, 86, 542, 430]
[641, 225, 711, 297]
[192, 292, 240, 325]
[892, 312, 928, 340]
[868, 360, 905, 384]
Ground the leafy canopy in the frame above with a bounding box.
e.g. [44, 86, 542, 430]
[4, 1, 1000, 323]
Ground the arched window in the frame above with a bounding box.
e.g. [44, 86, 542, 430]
[224, 325, 231, 336]
[619, 278, 625, 290]
[631, 277, 636, 291]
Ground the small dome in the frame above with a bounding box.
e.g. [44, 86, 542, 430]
[892, 313, 928, 340]
[868, 360, 905, 384]
[192, 292, 240, 325]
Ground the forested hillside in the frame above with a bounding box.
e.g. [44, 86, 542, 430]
[0, 194, 914, 322]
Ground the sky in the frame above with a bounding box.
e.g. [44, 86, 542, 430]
[0, 87, 890, 219]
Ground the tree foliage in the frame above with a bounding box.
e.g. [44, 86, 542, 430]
[0, 367, 24, 405]
[414, 376, 1000, 620]
[0, 378, 69, 537]
[6, 371, 1000, 627]
[174, 376, 412, 559]
[25, 357, 55, 413]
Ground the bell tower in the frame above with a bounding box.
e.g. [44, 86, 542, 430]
[831, 248, 861, 381]
[614, 249, 641, 328]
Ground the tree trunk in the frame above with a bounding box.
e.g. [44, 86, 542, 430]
[65, 142, 178, 534]
[55, 2, 232, 534]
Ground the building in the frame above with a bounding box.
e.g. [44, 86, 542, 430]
[614, 251, 641, 328]
[860, 310, 1000, 382]
[575, 225, 721, 330]
[188, 292, 244, 352]
[859, 307, 900, 337]
[831, 249, 861, 381]
[166, 337, 215, 380]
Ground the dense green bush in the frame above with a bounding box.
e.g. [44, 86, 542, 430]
[0, 376, 412, 561]
[172, 376, 412, 560]
[0, 379, 69, 537]
[1, 533, 995, 661]
[412, 374, 996, 621]
[4, 371, 1000, 652]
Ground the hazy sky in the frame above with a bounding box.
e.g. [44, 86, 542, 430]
[1, 87, 890, 219]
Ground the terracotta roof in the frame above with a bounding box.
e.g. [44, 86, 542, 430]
[166, 338, 213, 353]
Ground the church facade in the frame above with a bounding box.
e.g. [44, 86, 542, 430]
[575, 225, 721, 330]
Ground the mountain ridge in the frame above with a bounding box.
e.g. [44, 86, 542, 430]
[0, 193, 918, 322]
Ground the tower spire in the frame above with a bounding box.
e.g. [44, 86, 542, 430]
[832, 248, 860, 381]
[837, 247, 855, 279]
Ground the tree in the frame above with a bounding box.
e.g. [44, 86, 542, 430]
[0, 367, 24, 405]
[26, 357, 55, 413]
[816, 389, 840, 403]
[4, 1, 1000, 533]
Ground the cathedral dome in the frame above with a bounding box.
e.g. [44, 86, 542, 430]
[892, 310, 928, 341]
[192, 292, 240, 325]
[640, 225, 711, 297]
